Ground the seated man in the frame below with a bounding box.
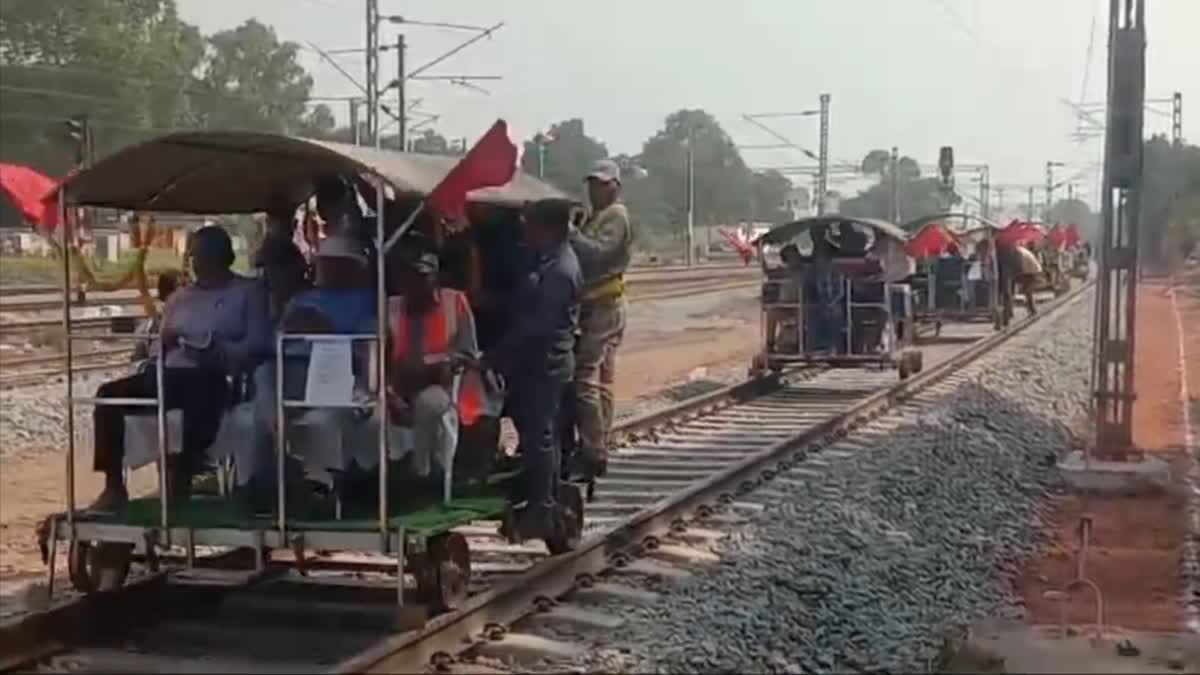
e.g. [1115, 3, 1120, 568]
[248, 235, 375, 507]
[90, 226, 272, 511]
[385, 250, 484, 498]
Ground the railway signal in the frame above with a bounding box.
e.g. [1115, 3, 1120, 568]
[64, 114, 91, 168]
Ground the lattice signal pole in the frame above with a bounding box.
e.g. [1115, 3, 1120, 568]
[1172, 92, 1183, 147]
[1091, 0, 1146, 459]
[365, 0, 379, 146]
[816, 94, 831, 215]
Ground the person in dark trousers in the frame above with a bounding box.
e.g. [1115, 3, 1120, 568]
[89, 226, 272, 512]
[486, 198, 582, 545]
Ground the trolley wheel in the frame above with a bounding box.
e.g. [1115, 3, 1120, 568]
[898, 360, 911, 380]
[934, 321, 943, 338]
[416, 532, 471, 613]
[545, 482, 584, 556]
[68, 540, 132, 594]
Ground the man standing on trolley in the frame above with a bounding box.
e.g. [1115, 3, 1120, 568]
[566, 160, 633, 482]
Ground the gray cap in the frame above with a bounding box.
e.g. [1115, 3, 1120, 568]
[585, 159, 621, 185]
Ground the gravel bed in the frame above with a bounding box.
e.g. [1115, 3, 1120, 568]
[616, 362, 750, 422]
[569, 298, 1093, 674]
[0, 374, 107, 460]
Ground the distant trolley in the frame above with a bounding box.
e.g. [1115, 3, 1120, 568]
[750, 215, 924, 380]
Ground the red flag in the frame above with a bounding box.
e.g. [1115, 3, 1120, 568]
[427, 120, 521, 221]
[905, 222, 961, 258]
[0, 163, 62, 233]
[718, 227, 754, 265]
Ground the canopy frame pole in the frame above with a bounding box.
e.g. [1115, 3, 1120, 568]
[375, 177, 391, 554]
[60, 188, 76, 525]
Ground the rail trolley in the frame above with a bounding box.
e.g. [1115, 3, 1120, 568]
[35, 130, 585, 620]
[996, 220, 1072, 297]
[902, 213, 1004, 338]
[750, 215, 924, 380]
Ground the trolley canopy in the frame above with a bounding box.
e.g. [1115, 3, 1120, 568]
[1046, 223, 1083, 249]
[59, 130, 567, 214]
[901, 212, 1004, 235]
[996, 219, 1047, 247]
[755, 215, 908, 247]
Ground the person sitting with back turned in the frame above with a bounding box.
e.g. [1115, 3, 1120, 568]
[89, 226, 272, 512]
[487, 198, 582, 544]
[130, 269, 186, 373]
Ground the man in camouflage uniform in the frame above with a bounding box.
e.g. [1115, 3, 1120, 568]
[567, 159, 633, 481]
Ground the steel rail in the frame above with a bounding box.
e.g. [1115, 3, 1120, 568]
[0, 284, 1089, 672]
[338, 281, 1095, 673]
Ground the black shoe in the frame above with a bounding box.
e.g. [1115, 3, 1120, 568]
[500, 500, 564, 544]
[567, 452, 607, 483]
[87, 485, 129, 514]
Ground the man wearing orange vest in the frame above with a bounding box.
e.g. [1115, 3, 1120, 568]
[386, 251, 485, 490]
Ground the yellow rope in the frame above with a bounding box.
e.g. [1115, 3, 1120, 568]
[66, 217, 160, 317]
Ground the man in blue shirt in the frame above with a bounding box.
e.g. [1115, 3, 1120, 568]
[487, 199, 582, 547]
[243, 235, 375, 511]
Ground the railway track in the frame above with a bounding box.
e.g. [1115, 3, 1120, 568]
[0, 264, 756, 313]
[0, 281, 1091, 673]
[0, 274, 758, 338]
[0, 280, 758, 389]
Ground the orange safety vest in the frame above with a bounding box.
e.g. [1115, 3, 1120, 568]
[387, 288, 485, 426]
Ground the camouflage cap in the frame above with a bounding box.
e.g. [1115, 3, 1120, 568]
[585, 159, 621, 185]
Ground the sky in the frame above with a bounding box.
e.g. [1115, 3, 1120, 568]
[178, 0, 1197, 210]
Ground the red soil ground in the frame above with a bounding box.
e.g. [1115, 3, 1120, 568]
[1015, 276, 1200, 632]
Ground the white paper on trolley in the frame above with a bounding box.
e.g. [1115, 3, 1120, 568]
[304, 340, 355, 406]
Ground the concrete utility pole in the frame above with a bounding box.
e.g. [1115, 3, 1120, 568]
[396, 34, 407, 150]
[1091, 0, 1146, 458]
[1045, 161, 1065, 220]
[816, 93, 831, 215]
[685, 126, 696, 266]
[349, 99, 361, 145]
[978, 165, 991, 219]
[889, 146, 900, 222]
[364, 0, 378, 146]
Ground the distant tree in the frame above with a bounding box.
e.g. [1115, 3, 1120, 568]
[521, 118, 608, 196]
[859, 149, 920, 184]
[410, 129, 452, 155]
[189, 19, 315, 134]
[840, 178, 959, 223]
[638, 109, 753, 230]
[1141, 135, 1200, 265]
[0, 0, 204, 172]
[1047, 198, 1096, 229]
[297, 104, 337, 139]
[750, 170, 793, 223]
